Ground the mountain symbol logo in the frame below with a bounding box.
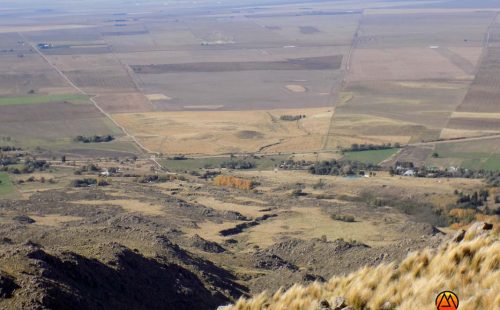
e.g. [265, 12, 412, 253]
[436, 291, 459, 310]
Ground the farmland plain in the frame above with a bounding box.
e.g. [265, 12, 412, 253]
[0, 0, 499, 163]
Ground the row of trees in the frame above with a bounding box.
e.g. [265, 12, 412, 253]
[279, 115, 306, 121]
[309, 160, 378, 176]
[342, 143, 400, 152]
[74, 135, 114, 143]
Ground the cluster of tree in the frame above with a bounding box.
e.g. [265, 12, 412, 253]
[168, 155, 186, 160]
[0, 146, 22, 152]
[74, 164, 101, 175]
[17, 176, 56, 184]
[308, 159, 378, 176]
[342, 143, 399, 152]
[454, 190, 490, 209]
[190, 170, 221, 180]
[280, 115, 306, 121]
[279, 159, 311, 170]
[136, 175, 170, 183]
[486, 173, 500, 186]
[8, 159, 50, 174]
[331, 213, 355, 222]
[220, 159, 255, 170]
[71, 178, 108, 187]
[0, 154, 20, 167]
[74, 135, 114, 143]
[390, 162, 500, 179]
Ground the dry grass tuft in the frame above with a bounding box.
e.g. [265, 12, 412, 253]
[222, 222, 499, 310]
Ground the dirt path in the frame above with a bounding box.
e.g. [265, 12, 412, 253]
[408, 133, 500, 147]
[321, 11, 363, 152]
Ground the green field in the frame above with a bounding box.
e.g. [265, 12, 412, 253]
[162, 155, 288, 172]
[428, 140, 500, 171]
[0, 173, 14, 197]
[0, 94, 88, 106]
[342, 148, 399, 164]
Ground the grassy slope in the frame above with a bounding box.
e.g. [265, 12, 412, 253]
[0, 94, 88, 106]
[342, 148, 399, 164]
[225, 224, 499, 310]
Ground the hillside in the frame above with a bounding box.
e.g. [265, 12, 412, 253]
[221, 222, 499, 310]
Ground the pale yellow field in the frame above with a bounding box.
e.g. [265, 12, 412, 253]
[112, 107, 333, 155]
[285, 84, 307, 93]
[325, 114, 413, 148]
[245, 207, 403, 248]
[439, 128, 493, 139]
[30, 214, 83, 227]
[451, 112, 500, 119]
[146, 94, 171, 101]
[349, 48, 473, 82]
[395, 81, 467, 90]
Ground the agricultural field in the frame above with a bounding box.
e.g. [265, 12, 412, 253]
[0, 94, 87, 106]
[161, 155, 289, 172]
[342, 148, 399, 165]
[426, 138, 500, 170]
[0, 1, 499, 309]
[112, 107, 333, 155]
[326, 9, 500, 156]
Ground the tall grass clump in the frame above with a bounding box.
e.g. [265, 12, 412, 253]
[221, 222, 499, 310]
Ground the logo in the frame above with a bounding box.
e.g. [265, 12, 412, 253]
[436, 291, 459, 310]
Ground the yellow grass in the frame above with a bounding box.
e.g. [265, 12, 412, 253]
[194, 196, 264, 217]
[223, 223, 500, 310]
[451, 112, 500, 119]
[439, 128, 489, 139]
[30, 214, 83, 227]
[245, 207, 403, 248]
[112, 108, 333, 155]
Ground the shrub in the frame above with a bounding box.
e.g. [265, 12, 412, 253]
[136, 174, 170, 183]
[331, 214, 355, 222]
[71, 178, 97, 187]
[220, 159, 255, 170]
[280, 115, 305, 121]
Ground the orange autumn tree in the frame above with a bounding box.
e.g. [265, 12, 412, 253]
[213, 175, 255, 190]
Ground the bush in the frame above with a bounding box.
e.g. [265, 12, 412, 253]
[136, 174, 169, 183]
[71, 178, 97, 187]
[280, 115, 305, 121]
[331, 214, 355, 222]
[220, 159, 255, 170]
